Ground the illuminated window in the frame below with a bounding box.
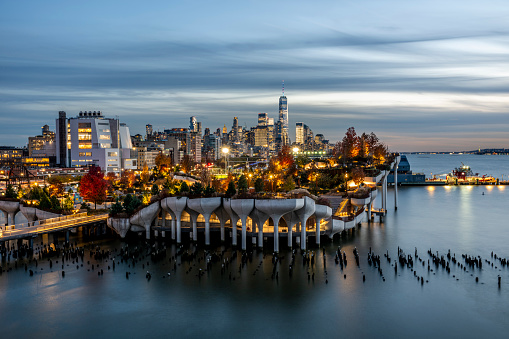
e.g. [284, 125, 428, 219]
[102, 129, 110, 133]
[78, 134, 92, 140]
[79, 144, 92, 149]
[99, 135, 111, 140]
[108, 152, 118, 157]
[100, 143, 111, 148]
[78, 128, 92, 133]
[79, 152, 92, 157]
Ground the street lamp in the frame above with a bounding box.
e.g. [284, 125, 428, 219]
[292, 147, 299, 154]
[222, 148, 229, 173]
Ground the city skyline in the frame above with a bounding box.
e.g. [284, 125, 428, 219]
[2, 1, 509, 151]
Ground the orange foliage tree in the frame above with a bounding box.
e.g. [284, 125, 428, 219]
[79, 166, 110, 208]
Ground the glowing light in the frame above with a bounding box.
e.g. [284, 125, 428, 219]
[444, 185, 451, 190]
[222, 148, 229, 154]
[486, 185, 493, 190]
[292, 147, 299, 153]
[498, 186, 505, 190]
[427, 186, 435, 191]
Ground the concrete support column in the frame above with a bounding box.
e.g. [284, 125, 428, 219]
[273, 218, 280, 253]
[231, 220, 238, 247]
[176, 220, 182, 243]
[29, 238, 33, 250]
[52, 233, 58, 245]
[300, 219, 308, 250]
[146, 228, 150, 240]
[65, 230, 70, 243]
[154, 230, 159, 237]
[257, 221, 263, 248]
[161, 230, 166, 238]
[288, 224, 292, 248]
[171, 219, 176, 240]
[205, 219, 211, 246]
[240, 217, 247, 251]
[315, 217, 322, 246]
[8, 212, 15, 226]
[220, 221, 225, 242]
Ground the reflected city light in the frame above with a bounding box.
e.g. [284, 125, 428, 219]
[486, 185, 493, 190]
[497, 185, 505, 190]
[444, 185, 451, 190]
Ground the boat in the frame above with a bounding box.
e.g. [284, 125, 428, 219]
[450, 163, 477, 180]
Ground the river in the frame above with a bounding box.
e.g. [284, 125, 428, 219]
[0, 154, 508, 338]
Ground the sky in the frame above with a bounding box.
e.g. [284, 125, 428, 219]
[1, 0, 509, 152]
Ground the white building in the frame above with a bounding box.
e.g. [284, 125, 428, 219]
[56, 111, 137, 172]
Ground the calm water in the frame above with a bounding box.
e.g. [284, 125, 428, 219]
[1, 155, 508, 338]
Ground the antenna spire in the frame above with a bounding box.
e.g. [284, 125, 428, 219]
[282, 80, 285, 95]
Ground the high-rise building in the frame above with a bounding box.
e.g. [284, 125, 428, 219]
[145, 124, 153, 140]
[56, 111, 137, 172]
[232, 117, 239, 143]
[258, 113, 268, 126]
[278, 93, 288, 146]
[189, 116, 198, 132]
[295, 122, 304, 145]
[56, 111, 68, 167]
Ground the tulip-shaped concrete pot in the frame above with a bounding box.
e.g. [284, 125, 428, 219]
[283, 211, 300, 248]
[161, 197, 188, 243]
[223, 198, 240, 246]
[213, 204, 230, 242]
[295, 197, 316, 250]
[249, 208, 269, 248]
[187, 197, 222, 246]
[0, 200, 20, 225]
[108, 217, 131, 238]
[130, 202, 160, 239]
[185, 207, 200, 242]
[230, 199, 254, 251]
[20, 204, 37, 224]
[314, 204, 332, 246]
[255, 198, 304, 252]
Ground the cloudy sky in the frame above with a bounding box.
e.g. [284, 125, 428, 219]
[1, 0, 509, 151]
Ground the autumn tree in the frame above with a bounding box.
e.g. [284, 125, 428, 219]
[200, 165, 212, 187]
[140, 162, 150, 184]
[180, 155, 195, 174]
[155, 152, 173, 174]
[236, 175, 248, 193]
[120, 170, 135, 189]
[79, 166, 110, 209]
[339, 127, 360, 160]
[351, 167, 365, 187]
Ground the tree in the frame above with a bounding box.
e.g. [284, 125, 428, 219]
[282, 176, 296, 192]
[50, 195, 61, 211]
[5, 184, 16, 199]
[79, 166, 110, 209]
[120, 170, 135, 189]
[140, 162, 150, 184]
[226, 180, 236, 196]
[110, 198, 123, 215]
[151, 184, 160, 196]
[200, 166, 212, 187]
[180, 181, 190, 193]
[343, 127, 361, 159]
[351, 167, 366, 187]
[123, 194, 141, 215]
[180, 155, 195, 174]
[237, 175, 248, 193]
[254, 178, 264, 193]
[203, 185, 216, 196]
[61, 196, 74, 212]
[38, 193, 52, 210]
[155, 152, 173, 174]
[190, 182, 203, 196]
[105, 172, 117, 187]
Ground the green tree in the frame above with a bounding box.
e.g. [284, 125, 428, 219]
[50, 195, 61, 211]
[151, 184, 160, 196]
[39, 193, 52, 209]
[61, 196, 74, 212]
[282, 176, 296, 192]
[237, 175, 248, 193]
[226, 181, 236, 196]
[203, 185, 216, 196]
[123, 194, 141, 215]
[180, 181, 190, 193]
[190, 182, 203, 196]
[254, 178, 264, 193]
[110, 198, 123, 215]
[5, 184, 16, 199]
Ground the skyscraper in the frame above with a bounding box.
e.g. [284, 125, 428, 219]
[189, 116, 198, 132]
[278, 82, 289, 147]
[295, 122, 304, 145]
[145, 124, 153, 140]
